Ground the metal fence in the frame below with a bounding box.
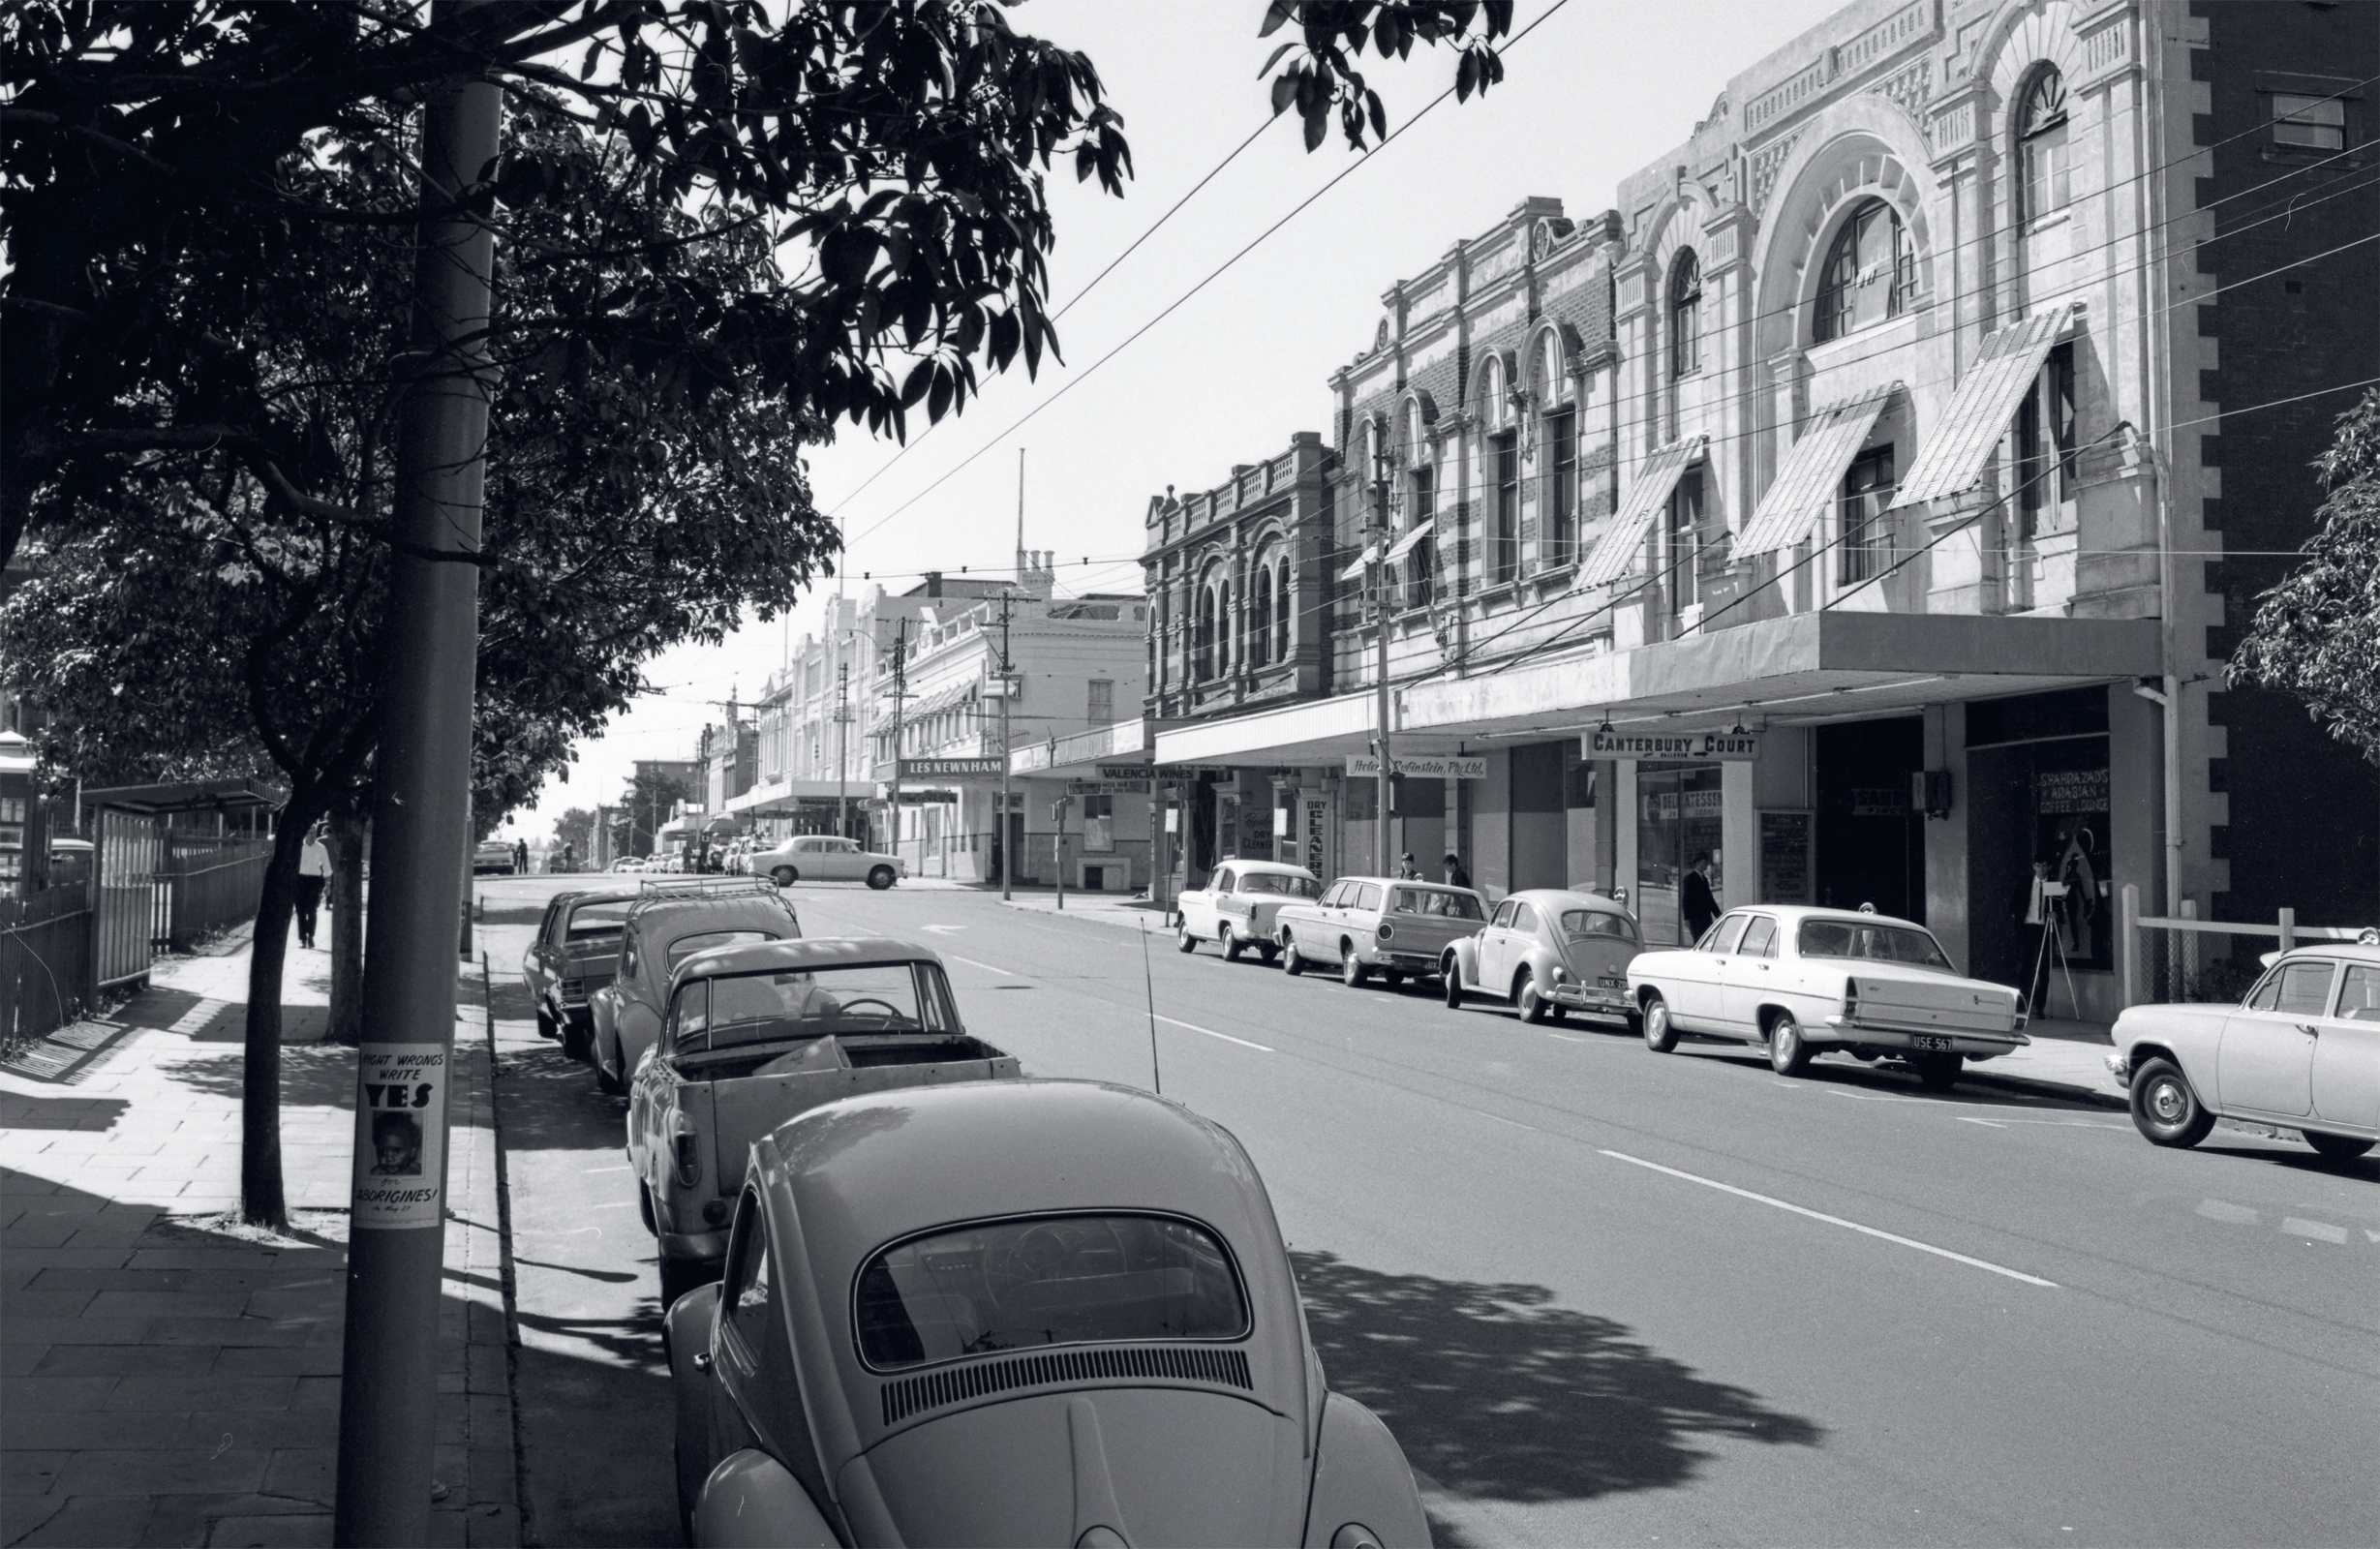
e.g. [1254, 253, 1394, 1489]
[1, 885, 95, 1056]
[2117, 884, 2372, 1009]
[161, 836, 271, 952]
[95, 807, 163, 989]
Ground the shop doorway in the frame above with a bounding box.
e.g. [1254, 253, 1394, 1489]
[1814, 718, 1924, 921]
[1636, 763, 1724, 947]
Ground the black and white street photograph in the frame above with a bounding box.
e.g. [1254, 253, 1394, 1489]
[4, 2, 2376, 1545]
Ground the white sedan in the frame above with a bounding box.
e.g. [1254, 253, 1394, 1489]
[1174, 860, 1320, 962]
[1628, 904, 2028, 1090]
[2107, 939, 2380, 1161]
[748, 834, 904, 890]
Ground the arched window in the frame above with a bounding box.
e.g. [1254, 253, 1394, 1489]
[2017, 67, 2070, 221]
[1273, 562, 1291, 662]
[1405, 400, 1426, 465]
[1670, 252, 1702, 379]
[1250, 566, 1274, 668]
[1194, 583, 1215, 680]
[1815, 198, 1914, 341]
[1410, 536, 1435, 611]
[1480, 353, 1508, 430]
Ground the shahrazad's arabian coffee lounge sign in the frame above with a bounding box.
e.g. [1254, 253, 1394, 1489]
[1585, 730, 1761, 762]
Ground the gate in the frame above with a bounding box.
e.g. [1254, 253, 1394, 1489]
[95, 807, 165, 988]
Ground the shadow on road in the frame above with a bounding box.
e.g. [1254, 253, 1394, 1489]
[1291, 1250, 1822, 1507]
[489, 1044, 626, 1151]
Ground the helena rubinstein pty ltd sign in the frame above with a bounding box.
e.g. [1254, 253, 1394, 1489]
[1585, 730, 1762, 762]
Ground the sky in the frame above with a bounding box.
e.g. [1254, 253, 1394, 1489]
[501, 0, 1848, 841]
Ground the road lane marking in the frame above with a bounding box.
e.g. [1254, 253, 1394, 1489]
[920, 925, 966, 935]
[2281, 1217, 2347, 1244]
[1957, 1116, 2007, 1128]
[2196, 1199, 2258, 1225]
[1598, 1149, 2059, 1289]
[1546, 1032, 1587, 1044]
[947, 955, 1015, 976]
[1151, 1015, 1273, 1053]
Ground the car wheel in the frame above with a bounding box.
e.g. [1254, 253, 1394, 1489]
[1913, 1052, 1963, 1092]
[1340, 947, 1369, 987]
[561, 1019, 591, 1063]
[867, 865, 896, 890]
[638, 1181, 657, 1237]
[1222, 930, 1243, 963]
[2303, 1130, 2376, 1161]
[1515, 970, 1550, 1024]
[1642, 994, 1678, 1052]
[1444, 958, 1465, 1009]
[771, 866, 796, 888]
[2129, 1056, 2212, 1145]
[1176, 922, 1199, 954]
[657, 1256, 708, 1310]
[534, 1007, 558, 1042]
[1767, 1012, 1812, 1076]
[1283, 939, 1306, 977]
[595, 1035, 626, 1097]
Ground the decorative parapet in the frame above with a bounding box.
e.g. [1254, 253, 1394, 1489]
[1746, 56, 1832, 134]
[1750, 126, 1806, 217]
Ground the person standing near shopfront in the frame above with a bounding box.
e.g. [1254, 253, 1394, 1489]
[1681, 851, 1720, 944]
[295, 826, 330, 950]
[2010, 857, 2054, 1016]
[1442, 850, 1471, 890]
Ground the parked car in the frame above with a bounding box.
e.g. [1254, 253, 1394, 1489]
[665, 1078, 1431, 1547]
[520, 890, 639, 1059]
[1175, 860, 1322, 962]
[1274, 875, 1487, 989]
[2106, 936, 2380, 1160]
[748, 834, 904, 890]
[627, 935, 1019, 1307]
[473, 838, 516, 875]
[1628, 904, 2028, 1090]
[587, 882, 804, 1096]
[1444, 889, 1641, 1027]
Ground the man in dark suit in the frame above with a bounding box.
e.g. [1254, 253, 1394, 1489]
[1681, 851, 1720, 943]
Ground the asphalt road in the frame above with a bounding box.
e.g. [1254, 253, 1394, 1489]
[472, 874, 2379, 1548]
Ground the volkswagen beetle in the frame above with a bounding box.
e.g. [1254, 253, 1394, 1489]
[668, 1078, 1430, 1547]
[1443, 889, 1641, 1027]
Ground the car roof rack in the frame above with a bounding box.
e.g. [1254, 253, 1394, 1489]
[635, 876, 781, 899]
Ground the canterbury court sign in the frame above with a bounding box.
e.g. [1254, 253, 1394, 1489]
[1585, 730, 1761, 762]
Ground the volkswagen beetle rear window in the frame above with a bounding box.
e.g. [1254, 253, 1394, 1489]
[854, 1213, 1248, 1371]
[1562, 909, 1638, 942]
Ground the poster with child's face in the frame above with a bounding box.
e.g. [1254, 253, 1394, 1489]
[351, 1045, 447, 1229]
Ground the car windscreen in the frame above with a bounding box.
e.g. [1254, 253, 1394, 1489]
[1237, 872, 1320, 898]
[676, 961, 957, 1052]
[854, 1213, 1249, 1371]
[1562, 909, 1637, 942]
[1796, 919, 1953, 970]
[664, 929, 778, 973]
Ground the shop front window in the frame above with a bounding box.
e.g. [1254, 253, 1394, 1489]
[1966, 687, 2115, 996]
[1636, 764, 1725, 947]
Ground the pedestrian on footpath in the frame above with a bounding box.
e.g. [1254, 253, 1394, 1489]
[513, 837, 529, 873]
[561, 841, 575, 873]
[2012, 857, 2054, 1016]
[295, 825, 330, 950]
[1396, 852, 1420, 880]
[1681, 851, 1720, 943]
[1443, 850, 1472, 890]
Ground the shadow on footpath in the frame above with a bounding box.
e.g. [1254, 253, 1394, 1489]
[1290, 1250, 1822, 1512]
[166, 1044, 356, 1109]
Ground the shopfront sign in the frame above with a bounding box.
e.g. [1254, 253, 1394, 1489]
[1068, 779, 1150, 796]
[1586, 729, 1761, 762]
[1095, 764, 1154, 780]
[1344, 754, 1488, 779]
[898, 757, 1003, 780]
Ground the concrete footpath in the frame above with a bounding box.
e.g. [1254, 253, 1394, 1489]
[0, 925, 516, 1548]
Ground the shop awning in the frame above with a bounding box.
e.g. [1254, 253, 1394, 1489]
[1152, 692, 1381, 769]
[1384, 518, 1437, 563]
[1337, 542, 1381, 583]
[1891, 305, 2076, 509]
[1734, 386, 1899, 558]
[1576, 436, 1706, 588]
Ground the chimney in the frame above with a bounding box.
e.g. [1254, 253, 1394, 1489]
[1022, 550, 1055, 600]
[924, 570, 943, 597]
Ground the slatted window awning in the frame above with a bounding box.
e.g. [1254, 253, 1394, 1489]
[1890, 304, 2077, 510]
[1384, 518, 1437, 563]
[1337, 542, 1381, 583]
[1734, 385, 1900, 558]
[1575, 436, 1707, 589]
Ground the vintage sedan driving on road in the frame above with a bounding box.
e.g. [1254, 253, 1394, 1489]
[521, 889, 639, 1060]
[587, 883, 804, 1095]
[1274, 875, 1486, 989]
[748, 835, 905, 890]
[1175, 860, 1321, 962]
[629, 937, 1018, 1308]
[666, 1078, 1430, 1548]
[1629, 905, 2028, 1090]
[2107, 937, 2380, 1160]
[1444, 889, 1641, 1027]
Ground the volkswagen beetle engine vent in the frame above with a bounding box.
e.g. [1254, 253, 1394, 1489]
[880, 1344, 1252, 1425]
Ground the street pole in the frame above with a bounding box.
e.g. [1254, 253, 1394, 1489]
[888, 619, 907, 864]
[999, 592, 1014, 901]
[334, 34, 500, 1548]
[836, 660, 850, 842]
[1054, 795, 1068, 911]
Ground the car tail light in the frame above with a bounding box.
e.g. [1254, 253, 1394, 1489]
[671, 1126, 701, 1188]
[1844, 978, 1860, 1018]
[1375, 921, 1393, 942]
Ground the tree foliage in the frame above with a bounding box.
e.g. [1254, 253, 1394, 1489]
[551, 805, 597, 859]
[1261, 1, 1512, 152]
[2229, 388, 2380, 765]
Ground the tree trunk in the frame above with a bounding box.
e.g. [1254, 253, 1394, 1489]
[326, 803, 367, 1047]
[241, 814, 313, 1229]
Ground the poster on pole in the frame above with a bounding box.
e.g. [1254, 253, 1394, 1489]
[351, 1044, 448, 1229]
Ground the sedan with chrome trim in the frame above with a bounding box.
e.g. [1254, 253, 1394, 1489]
[1628, 904, 2028, 1090]
[1174, 860, 1321, 963]
[667, 1078, 1429, 1547]
[1273, 875, 1486, 989]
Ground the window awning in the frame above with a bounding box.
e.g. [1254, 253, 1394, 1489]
[1890, 305, 2076, 509]
[1384, 518, 1437, 563]
[1734, 386, 1899, 558]
[1337, 542, 1381, 583]
[1576, 436, 1706, 588]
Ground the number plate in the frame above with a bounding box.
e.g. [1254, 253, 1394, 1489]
[1598, 976, 1626, 989]
[1911, 1034, 1953, 1052]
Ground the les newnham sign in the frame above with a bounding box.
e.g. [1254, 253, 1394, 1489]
[1585, 730, 1761, 763]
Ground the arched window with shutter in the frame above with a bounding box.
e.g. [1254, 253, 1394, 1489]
[2017, 67, 2070, 222]
[1815, 198, 1914, 341]
[1669, 251, 1702, 380]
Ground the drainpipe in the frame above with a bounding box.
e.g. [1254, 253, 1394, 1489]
[2140, 21, 2186, 924]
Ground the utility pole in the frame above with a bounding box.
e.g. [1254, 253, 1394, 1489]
[335, 29, 500, 1548]
[835, 660, 850, 842]
[1370, 424, 1394, 875]
[998, 592, 1015, 901]
[887, 618, 908, 864]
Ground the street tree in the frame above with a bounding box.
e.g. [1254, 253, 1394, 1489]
[551, 806, 598, 862]
[2229, 388, 2380, 764]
